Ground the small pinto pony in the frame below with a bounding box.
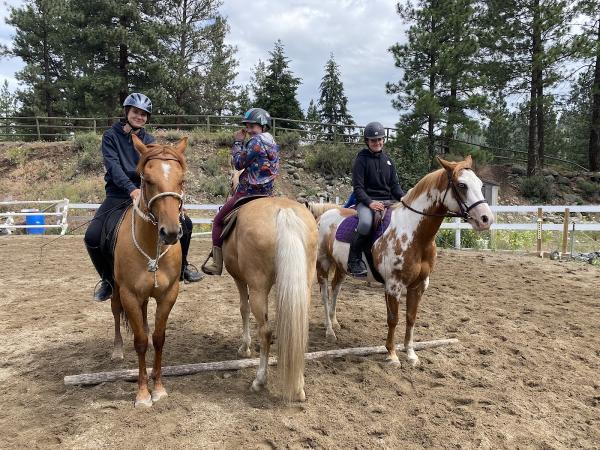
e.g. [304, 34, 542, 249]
[226, 171, 318, 401]
[316, 156, 494, 366]
[111, 134, 187, 407]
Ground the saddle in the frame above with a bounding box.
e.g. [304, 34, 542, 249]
[219, 195, 269, 241]
[100, 202, 131, 276]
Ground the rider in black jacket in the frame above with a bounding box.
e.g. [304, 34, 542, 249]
[348, 121, 405, 277]
[84, 93, 202, 302]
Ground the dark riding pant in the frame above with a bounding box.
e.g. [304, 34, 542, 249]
[211, 192, 244, 247]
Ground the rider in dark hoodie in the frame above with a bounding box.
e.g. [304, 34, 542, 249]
[348, 121, 405, 277]
[84, 93, 202, 302]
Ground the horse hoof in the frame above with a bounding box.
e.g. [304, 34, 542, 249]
[406, 357, 420, 368]
[111, 350, 124, 361]
[237, 346, 252, 358]
[325, 331, 337, 343]
[134, 395, 153, 408]
[151, 388, 168, 403]
[293, 389, 306, 402]
[385, 358, 401, 367]
[250, 379, 265, 393]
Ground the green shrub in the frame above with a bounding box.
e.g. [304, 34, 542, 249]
[73, 132, 103, 172]
[198, 174, 229, 197]
[6, 146, 31, 165]
[189, 128, 233, 147]
[276, 131, 300, 153]
[520, 175, 554, 201]
[164, 130, 184, 142]
[305, 143, 355, 176]
[577, 179, 600, 196]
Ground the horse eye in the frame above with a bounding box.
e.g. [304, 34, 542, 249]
[457, 183, 467, 189]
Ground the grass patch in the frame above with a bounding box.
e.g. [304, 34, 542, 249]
[6, 146, 32, 165]
[73, 132, 103, 173]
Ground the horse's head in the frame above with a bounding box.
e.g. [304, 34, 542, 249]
[132, 134, 188, 244]
[437, 155, 494, 231]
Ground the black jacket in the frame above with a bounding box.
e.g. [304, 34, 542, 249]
[352, 148, 404, 205]
[102, 121, 155, 198]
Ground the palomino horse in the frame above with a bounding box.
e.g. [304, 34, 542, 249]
[316, 156, 494, 366]
[222, 194, 318, 402]
[111, 134, 187, 407]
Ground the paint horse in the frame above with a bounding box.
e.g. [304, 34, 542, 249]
[111, 134, 188, 407]
[316, 156, 494, 366]
[223, 197, 318, 401]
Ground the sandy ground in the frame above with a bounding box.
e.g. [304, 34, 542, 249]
[0, 236, 598, 449]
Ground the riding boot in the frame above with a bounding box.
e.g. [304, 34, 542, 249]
[181, 263, 204, 282]
[85, 244, 113, 302]
[347, 232, 368, 277]
[201, 246, 223, 276]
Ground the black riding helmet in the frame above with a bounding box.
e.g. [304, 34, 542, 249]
[364, 121, 385, 141]
[123, 93, 152, 130]
[241, 107, 272, 131]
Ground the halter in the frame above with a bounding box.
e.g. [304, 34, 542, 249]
[132, 155, 185, 287]
[400, 169, 487, 221]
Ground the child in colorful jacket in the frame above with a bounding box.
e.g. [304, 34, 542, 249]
[202, 107, 279, 275]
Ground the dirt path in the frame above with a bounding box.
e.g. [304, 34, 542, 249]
[0, 236, 598, 449]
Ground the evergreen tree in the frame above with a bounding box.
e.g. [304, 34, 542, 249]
[235, 85, 252, 115]
[254, 40, 304, 129]
[305, 98, 320, 140]
[318, 54, 354, 141]
[481, 0, 574, 175]
[0, 81, 18, 117]
[249, 59, 267, 101]
[387, 0, 485, 165]
[200, 16, 239, 115]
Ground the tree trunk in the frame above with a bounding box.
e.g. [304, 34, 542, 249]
[118, 15, 129, 105]
[589, 16, 600, 172]
[527, 0, 542, 176]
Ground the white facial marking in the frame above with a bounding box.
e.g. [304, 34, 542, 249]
[161, 162, 171, 181]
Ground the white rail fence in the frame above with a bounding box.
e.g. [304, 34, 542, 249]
[0, 199, 70, 235]
[2, 202, 599, 252]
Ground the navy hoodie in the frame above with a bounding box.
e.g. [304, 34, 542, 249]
[102, 121, 155, 198]
[352, 148, 404, 206]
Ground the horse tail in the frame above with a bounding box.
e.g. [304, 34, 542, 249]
[275, 208, 310, 401]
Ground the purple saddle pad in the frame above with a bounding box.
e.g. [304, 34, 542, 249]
[335, 208, 392, 243]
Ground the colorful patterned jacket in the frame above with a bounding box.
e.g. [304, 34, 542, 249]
[231, 132, 279, 195]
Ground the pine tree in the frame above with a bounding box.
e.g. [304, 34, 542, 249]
[254, 40, 304, 129]
[200, 16, 239, 115]
[305, 98, 320, 140]
[235, 85, 252, 116]
[318, 54, 354, 141]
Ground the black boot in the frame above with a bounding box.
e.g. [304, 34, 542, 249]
[347, 232, 368, 277]
[180, 263, 204, 282]
[85, 244, 113, 302]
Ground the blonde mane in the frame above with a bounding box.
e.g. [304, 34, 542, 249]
[304, 202, 344, 219]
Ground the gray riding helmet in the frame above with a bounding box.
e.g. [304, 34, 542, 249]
[123, 93, 152, 115]
[241, 107, 272, 131]
[364, 121, 385, 140]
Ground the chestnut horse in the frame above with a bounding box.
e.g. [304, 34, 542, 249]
[223, 196, 318, 402]
[110, 134, 187, 407]
[316, 156, 494, 366]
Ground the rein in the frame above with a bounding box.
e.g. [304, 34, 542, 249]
[400, 170, 487, 221]
[131, 155, 184, 287]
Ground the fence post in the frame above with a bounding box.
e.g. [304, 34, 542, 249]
[271, 118, 276, 137]
[206, 116, 210, 133]
[35, 117, 41, 140]
[454, 217, 461, 249]
[561, 208, 569, 257]
[536, 207, 543, 256]
[93, 119, 97, 133]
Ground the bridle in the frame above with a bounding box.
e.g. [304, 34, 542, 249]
[400, 169, 487, 221]
[131, 155, 184, 287]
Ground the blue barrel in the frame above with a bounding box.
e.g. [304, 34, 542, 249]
[23, 209, 45, 234]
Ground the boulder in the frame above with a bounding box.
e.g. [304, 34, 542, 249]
[511, 164, 527, 176]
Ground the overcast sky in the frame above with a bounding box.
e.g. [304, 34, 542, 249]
[0, 0, 408, 127]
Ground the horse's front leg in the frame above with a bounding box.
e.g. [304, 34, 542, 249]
[384, 290, 401, 365]
[317, 262, 335, 342]
[329, 267, 346, 332]
[151, 286, 178, 403]
[110, 288, 124, 361]
[121, 290, 152, 407]
[234, 278, 252, 358]
[142, 300, 153, 347]
[404, 285, 425, 367]
[248, 288, 271, 392]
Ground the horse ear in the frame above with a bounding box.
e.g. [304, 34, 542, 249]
[436, 156, 455, 172]
[131, 133, 148, 155]
[464, 154, 473, 168]
[174, 137, 188, 155]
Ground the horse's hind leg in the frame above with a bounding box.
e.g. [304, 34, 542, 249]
[329, 267, 346, 332]
[110, 289, 124, 361]
[248, 288, 271, 393]
[317, 261, 335, 342]
[384, 291, 401, 366]
[404, 285, 425, 367]
[151, 289, 178, 403]
[234, 278, 252, 358]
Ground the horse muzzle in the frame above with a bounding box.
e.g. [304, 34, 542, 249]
[159, 225, 182, 245]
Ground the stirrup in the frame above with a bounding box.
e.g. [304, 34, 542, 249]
[348, 259, 368, 278]
[93, 279, 113, 302]
[182, 263, 203, 283]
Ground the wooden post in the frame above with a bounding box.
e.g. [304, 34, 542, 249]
[35, 117, 41, 140]
[206, 116, 210, 133]
[63, 338, 459, 386]
[93, 119, 97, 133]
[271, 117, 276, 137]
[561, 208, 570, 257]
[536, 207, 543, 256]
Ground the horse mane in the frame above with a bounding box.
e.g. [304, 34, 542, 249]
[401, 158, 472, 204]
[136, 144, 188, 173]
[305, 202, 343, 219]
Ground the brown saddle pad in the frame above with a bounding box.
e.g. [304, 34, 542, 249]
[220, 195, 268, 241]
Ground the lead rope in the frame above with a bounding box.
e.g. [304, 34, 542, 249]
[131, 196, 171, 287]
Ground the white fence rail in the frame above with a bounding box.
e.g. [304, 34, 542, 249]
[0, 199, 69, 235]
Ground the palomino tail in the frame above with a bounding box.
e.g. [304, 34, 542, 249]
[275, 208, 310, 401]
